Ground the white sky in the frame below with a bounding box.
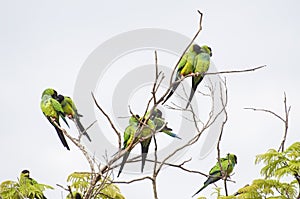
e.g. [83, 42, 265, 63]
[1, 0, 300, 198]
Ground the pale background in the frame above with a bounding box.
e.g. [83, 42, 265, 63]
[1, 0, 300, 198]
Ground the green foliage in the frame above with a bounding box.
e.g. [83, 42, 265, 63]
[256, 142, 300, 179]
[0, 181, 20, 199]
[67, 172, 125, 199]
[232, 142, 300, 199]
[232, 179, 296, 199]
[0, 177, 53, 199]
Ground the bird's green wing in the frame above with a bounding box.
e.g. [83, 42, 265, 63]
[50, 98, 69, 127]
[118, 122, 138, 177]
[180, 52, 196, 76]
[50, 98, 64, 113]
[177, 53, 188, 72]
[208, 162, 222, 176]
[123, 125, 136, 148]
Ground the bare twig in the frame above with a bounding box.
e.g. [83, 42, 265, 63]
[91, 92, 122, 150]
[169, 11, 203, 85]
[244, 92, 291, 152]
[113, 176, 153, 184]
[76, 120, 97, 142]
[205, 65, 266, 76]
[152, 135, 158, 199]
[51, 120, 95, 174]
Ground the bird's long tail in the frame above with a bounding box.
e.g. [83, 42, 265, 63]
[162, 127, 181, 139]
[185, 76, 204, 109]
[74, 116, 92, 142]
[61, 115, 70, 128]
[117, 151, 130, 177]
[141, 139, 152, 173]
[162, 75, 181, 105]
[54, 125, 70, 150]
[192, 175, 221, 197]
[192, 184, 208, 197]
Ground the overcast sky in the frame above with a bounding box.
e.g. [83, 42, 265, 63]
[1, 0, 300, 198]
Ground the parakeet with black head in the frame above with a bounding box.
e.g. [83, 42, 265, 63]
[118, 114, 156, 176]
[186, 45, 212, 109]
[20, 170, 47, 199]
[192, 153, 237, 197]
[163, 44, 201, 104]
[40, 88, 70, 150]
[56, 94, 91, 142]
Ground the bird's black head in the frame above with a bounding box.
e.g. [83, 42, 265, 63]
[155, 109, 162, 118]
[21, 170, 29, 174]
[208, 47, 212, 57]
[193, 44, 201, 54]
[56, 94, 65, 103]
[52, 90, 58, 98]
[21, 170, 30, 177]
[151, 108, 162, 119]
[234, 155, 237, 164]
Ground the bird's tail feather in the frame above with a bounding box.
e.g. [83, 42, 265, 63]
[163, 130, 181, 139]
[117, 151, 130, 177]
[61, 115, 70, 128]
[192, 184, 208, 197]
[185, 76, 203, 109]
[74, 116, 92, 142]
[141, 143, 151, 173]
[162, 75, 181, 105]
[54, 126, 70, 150]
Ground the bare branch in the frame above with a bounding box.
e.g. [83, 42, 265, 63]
[244, 107, 285, 123]
[205, 65, 266, 76]
[244, 92, 291, 152]
[113, 176, 153, 184]
[51, 120, 95, 174]
[91, 92, 122, 150]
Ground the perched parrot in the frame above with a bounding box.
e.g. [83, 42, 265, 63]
[186, 45, 212, 109]
[56, 94, 92, 142]
[117, 115, 155, 177]
[162, 44, 201, 104]
[40, 88, 70, 150]
[19, 170, 47, 199]
[192, 153, 237, 197]
[147, 108, 181, 139]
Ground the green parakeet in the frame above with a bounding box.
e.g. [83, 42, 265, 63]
[117, 115, 155, 177]
[19, 170, 47, 199]
[186, 45, 212, 109]
[192, 153, 237, 197]
[56, 94, 92, 142]
[162, 44, 201, 104]
[40, 88, 70, 150]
